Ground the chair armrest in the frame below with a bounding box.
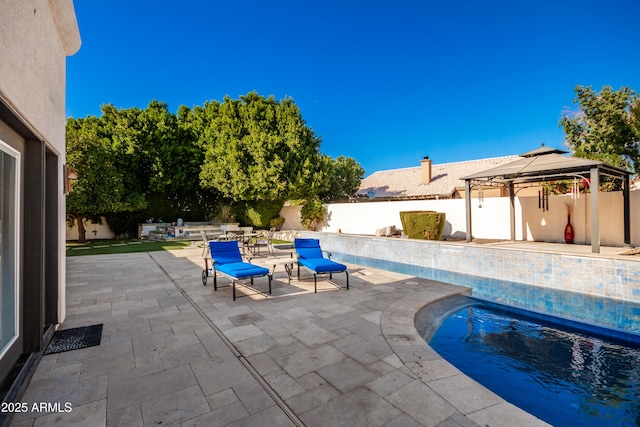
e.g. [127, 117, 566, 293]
[323, 250, 332, 259]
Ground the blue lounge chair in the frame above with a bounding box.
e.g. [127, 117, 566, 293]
[203, 241, 271, 301]
[294, 238, 349, 293]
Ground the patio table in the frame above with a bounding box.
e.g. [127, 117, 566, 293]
[262, 257, 294, 284]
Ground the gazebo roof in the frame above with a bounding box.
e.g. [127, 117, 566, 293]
[520, 145, 568, 157]
[463, 151, 630, 184]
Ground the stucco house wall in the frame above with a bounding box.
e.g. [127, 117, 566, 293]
[1, 0, 80, 144]
[0, 0, 80, 411]
[1, 0, 80, 320]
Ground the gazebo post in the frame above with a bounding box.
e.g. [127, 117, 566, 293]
[590, 167, 600, 253]
[623, 173, 631, 247]
[465, 179, 472, 242]
[509, 182, 516, 241]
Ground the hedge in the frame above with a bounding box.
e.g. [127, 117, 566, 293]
[399, 210, 446, 240]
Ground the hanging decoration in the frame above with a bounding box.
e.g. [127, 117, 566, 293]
[538, 188, 549, 211]
[571, 178, 580, 199]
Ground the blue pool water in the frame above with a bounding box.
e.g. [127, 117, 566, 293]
[428, 299, 640, 427]
[331, 252, 640, 425]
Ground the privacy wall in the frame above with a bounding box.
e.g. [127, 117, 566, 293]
[282, 190, 640, 247]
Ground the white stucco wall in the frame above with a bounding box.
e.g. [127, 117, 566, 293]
[66, 217, 116, 241]
[520, 190, 640, 246]
[0, 0, 80, 146]
[316, 198, 517, 240]
[1, 0, 81, 322]
[280, 205, 304, 231]
[285, 190, 640, 247]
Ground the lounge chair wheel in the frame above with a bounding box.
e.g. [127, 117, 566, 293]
[202, 269, 208, 286]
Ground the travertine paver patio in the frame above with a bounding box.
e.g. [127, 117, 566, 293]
[8, 244, 548, 427]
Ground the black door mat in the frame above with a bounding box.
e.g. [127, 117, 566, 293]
[44, 324, 103, 355]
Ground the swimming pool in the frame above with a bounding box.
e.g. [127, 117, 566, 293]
[332, 251, 640, 425]
[331, 252, 640, 338]
[426, 298, 640, 427]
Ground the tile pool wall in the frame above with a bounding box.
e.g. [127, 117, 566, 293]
[299, 232, 640, 303]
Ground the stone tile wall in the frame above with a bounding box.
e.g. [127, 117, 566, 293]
[300, 232, 640, 303]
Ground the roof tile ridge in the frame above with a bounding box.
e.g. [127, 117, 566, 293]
[372, 165, 420, 174]
[433, 154, 521, 167]
[367, 154, 521, 176]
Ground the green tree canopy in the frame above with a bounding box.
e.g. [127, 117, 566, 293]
[198, 92, 324, 201]
[318, 155, 365, 201]
[66, 115, 147, 242]
[66, 92, 364, 236]
[560, 85, 640, 173]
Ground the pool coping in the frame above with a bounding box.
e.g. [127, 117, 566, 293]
[380, 285, 552, 426]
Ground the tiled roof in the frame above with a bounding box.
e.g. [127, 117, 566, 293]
[357, 156, 521, 199]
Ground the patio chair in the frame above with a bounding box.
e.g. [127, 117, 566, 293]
[202, 241, 271, 300]
[251, 228, 274, 256]
[201, 230, 210, 258]
[201, 231, 212, 276]
[294, 238, 349, 293]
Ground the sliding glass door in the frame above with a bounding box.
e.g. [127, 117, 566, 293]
[0, 141, 19, 358]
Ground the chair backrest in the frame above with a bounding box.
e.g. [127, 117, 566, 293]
[257, 229, 272, 239]
[294, 238, 323, 259]
[201, 231, 209, 258]
[225, 232, 243, 241]
[209, 241, 243, 264]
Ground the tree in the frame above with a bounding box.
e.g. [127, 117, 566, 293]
[66, 115, 146, 242]
[66, 93, 365, 238]
[132, 102, 219, 222]
[90, 102, 218, 233]
[560, 85, 640, 173]
[198, 92, 323, 202]
[318, 155, 365, 201]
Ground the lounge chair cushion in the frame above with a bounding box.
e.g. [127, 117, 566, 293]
[216, 262, 269, 279]
[209, 241, 243, 264]
[294, 238, 324, 259]
[298, 257, 347, 274]
[296, 246, 323, 260]
[209, 241, 269, 278]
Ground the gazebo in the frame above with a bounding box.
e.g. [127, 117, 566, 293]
[462, 146, 632, 253]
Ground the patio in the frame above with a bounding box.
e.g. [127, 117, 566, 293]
[8, 244, 550, 427]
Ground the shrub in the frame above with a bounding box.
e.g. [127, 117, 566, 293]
[208, 203, 237, 223]
[270, 216, 285, 230]
[399, 211, 446, 240]
[236, 200, 284, 228]
[301, 199, 326, 231]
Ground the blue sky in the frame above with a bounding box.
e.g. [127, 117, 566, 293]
[67, 0, 640, 176]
